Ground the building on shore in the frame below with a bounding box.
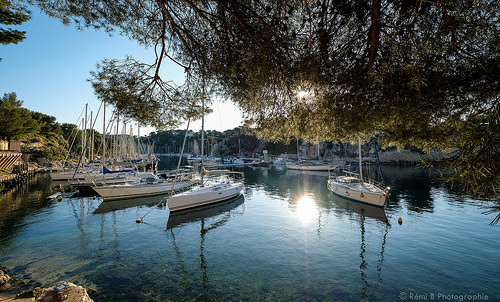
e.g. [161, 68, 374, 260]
[0, 140, 26, 187]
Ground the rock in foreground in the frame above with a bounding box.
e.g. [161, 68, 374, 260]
[36, 281, 93, 302]
[0, 268, 11, 290]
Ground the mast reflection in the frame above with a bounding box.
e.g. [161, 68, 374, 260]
[331, 195, 390, 300]
[166, 195, 245, 299]
[92, 194, 166, 214]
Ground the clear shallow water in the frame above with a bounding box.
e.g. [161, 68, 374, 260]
[0, 161, 499, 301]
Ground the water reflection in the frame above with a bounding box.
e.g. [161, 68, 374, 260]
[295, 194, 319, 224]
[244, 166, 332, 206]
[167, 195, 245, 300]
[2, 165, 498, 301]
[0, 174, 55, 239]
[93, 195, 166, 214]
[382, 166, 437, 212]
[243, 165, 443, 215]
[331, 195, 388, 224]
[166, 195, 244, 229]
[331, 194, 389, 301]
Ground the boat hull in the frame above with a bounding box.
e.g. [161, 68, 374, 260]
[92, 180, 194, 201]
[51, 171, 135, 182]
[327, 180, 387, 207]
[286, 164, 336, 171]
[167, 183, 244, 212]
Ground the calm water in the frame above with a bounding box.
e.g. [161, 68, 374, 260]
[0, 159, 498, 301]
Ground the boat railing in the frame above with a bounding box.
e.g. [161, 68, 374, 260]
[328, 169, 388, 191]
[328, 169, 359, 179]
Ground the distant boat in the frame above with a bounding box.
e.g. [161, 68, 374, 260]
[286, 139, 344, 171]
[67, 166, 140, 188]
[286, 163, 337, 171]
[327, 138, 390, 207]
[272, 157, 286, 165]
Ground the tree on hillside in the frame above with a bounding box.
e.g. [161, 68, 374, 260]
[31, 0, 499, 197]
[0, 92, 38, 140]
[31, 111, 62, 136]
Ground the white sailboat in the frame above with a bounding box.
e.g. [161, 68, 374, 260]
[327, 138, 390, 207]
[166, 174, 244, 212]
[286, 163, 337, 171]
[166, 94, 244, 213]
[92, 172, 194, 201]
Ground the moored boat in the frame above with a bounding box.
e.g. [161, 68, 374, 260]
[167, 181, 244, 212]
[327, 172, 389, 207]
[286, 163, 337, 171]
[92, 172, 194, 201]
[327, 138, 390, 207]
[166, 94, 244, 213]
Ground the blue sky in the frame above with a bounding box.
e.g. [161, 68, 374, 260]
[0, 7, 242, 135]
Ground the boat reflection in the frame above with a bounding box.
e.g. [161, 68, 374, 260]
[331, 194, 389, 224]
[332, 194, 390, 300]
[167, 194, 245, 300]
[166, 195, 245, 229]
[92, 194, 166, 214]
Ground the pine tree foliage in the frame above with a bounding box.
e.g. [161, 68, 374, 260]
[29, 0, 499, 198]
[0, 0, 30, 46]
[0, 92, 62, 141]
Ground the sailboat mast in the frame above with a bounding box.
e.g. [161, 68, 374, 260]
[296, 138, 300, 163]
[358, 137, 363, 184]
[83, 103, 87, 165]
[200, 93, 205, 186]
[90, 111, 93, 162]
[102, 102, 106, 179]
[317, 141, 320, 162]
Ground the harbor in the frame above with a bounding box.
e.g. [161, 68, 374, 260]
[1, 1, 498, 301]
[0, 157, 499, 301]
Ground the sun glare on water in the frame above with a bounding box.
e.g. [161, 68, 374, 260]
[296, 194, 319, 224]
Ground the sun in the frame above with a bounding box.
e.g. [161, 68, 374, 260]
[296, 90, 310, 98]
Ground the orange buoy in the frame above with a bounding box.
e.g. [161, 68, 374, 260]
[398, 217, 403, 225]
